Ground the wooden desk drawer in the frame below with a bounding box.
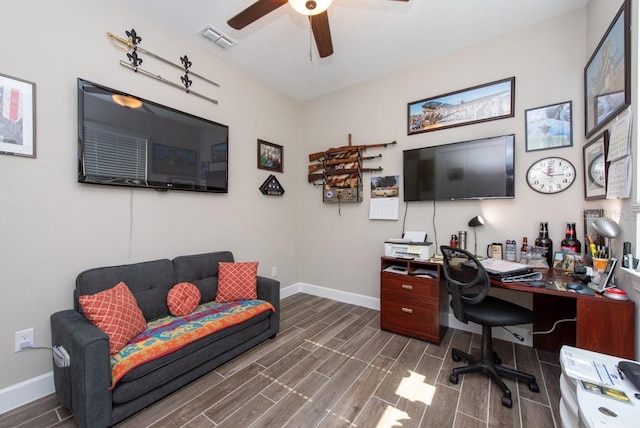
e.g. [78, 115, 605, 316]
[381, 274, 438, 300]
[380, 299, 439, 342]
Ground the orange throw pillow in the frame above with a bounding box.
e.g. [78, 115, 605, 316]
[216, 261, 258, 302]
[167, 282, 201, 316]
[78, 281, 147, 355]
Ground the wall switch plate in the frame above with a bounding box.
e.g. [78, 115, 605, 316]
[271, 266, 277, 277]
[15, 328, 34, 352]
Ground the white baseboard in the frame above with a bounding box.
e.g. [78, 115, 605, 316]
[282, 282, 380, 310]
[0, 371, 54, 415]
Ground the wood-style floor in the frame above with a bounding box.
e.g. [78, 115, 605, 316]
[1, 293, 562, 427]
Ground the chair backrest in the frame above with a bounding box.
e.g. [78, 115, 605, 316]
[440, 245, 492, 323]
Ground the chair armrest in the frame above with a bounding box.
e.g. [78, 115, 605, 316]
[256, 276, 280, 333]
[50, 310, 112, 428]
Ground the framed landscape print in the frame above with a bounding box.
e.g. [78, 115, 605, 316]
[584, 0, 630, 137]
[407, 77, 514, 135]
[525, 101, 572, 152]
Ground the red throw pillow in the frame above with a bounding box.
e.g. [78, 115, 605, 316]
[78, 281, 147, 355]
[216, 261, 258, 302]
[167, 282, 201, 316]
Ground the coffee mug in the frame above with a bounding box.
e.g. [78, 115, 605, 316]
[487, 243, 503, 259]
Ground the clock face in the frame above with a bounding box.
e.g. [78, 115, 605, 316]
[588, 154, 605, 188]
[526, 157, 576, 194]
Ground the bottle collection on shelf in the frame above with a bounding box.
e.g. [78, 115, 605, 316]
[450, 221, 587, 268]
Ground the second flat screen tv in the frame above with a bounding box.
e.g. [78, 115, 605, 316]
[403, 134, 515, 201]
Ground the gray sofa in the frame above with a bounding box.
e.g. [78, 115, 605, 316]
[50, 251, 280, 428]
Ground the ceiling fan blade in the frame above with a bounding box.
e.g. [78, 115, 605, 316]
[227, 0, 289, 30]
[311, 12, 333, 58]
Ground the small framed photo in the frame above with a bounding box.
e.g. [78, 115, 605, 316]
[553, 252, 583, 272]
[257, 139, 283, 173]
[0, 73, 36, 158]
[525, 101, 572, 152]
[583, 130, 609, 200]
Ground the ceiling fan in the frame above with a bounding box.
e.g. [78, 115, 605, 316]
[227, 0, 410, 58]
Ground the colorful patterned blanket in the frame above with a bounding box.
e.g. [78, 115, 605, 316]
[110, 299, 275, 388]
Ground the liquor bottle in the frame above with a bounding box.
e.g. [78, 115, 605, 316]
[450, 234, 458, 248]
[534, 222, 553, 267]
[520, 237, 529, 259]
[560, 222, 581, 254]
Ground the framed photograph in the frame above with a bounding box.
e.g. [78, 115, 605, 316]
[553, 252, 583, 272]
[407, 77, 514, 135]
[257, 139, 283, 173]
[0, 73, 36, 158]
[583, 130, 609, 200]
[525, 101, 572, 152]
[584, 0, 630, 137]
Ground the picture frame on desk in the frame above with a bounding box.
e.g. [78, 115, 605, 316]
[552, 252, 583, 272]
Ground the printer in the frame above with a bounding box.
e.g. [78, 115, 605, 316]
[384, 241, 432, 260]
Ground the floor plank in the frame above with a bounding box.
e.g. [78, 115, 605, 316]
[1, 293, 560, 428]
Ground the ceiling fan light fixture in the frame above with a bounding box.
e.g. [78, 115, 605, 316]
[112, 94, 143, 109]
[288, 0, 333, 16]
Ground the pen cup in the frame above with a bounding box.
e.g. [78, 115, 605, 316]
[592, 258, 608, 271]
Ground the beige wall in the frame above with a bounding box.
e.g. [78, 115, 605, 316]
[2, 0, 639, 409]
[0, 0, 302, 390]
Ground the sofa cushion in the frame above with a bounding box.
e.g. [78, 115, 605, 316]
[173, 251, 235, 303]
[167, 282, 201, 316]
[78, 281, 147, 355]
[216, 262, 258, 302]
[75, 259, 176, 321]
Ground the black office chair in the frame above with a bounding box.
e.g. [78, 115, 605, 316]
[440, 245, 539, 408]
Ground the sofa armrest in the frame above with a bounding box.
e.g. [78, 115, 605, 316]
[256, 276, 280, 333]
[50, 310, 112, 428]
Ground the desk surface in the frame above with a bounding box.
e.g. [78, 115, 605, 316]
[492, 268, 635, 359]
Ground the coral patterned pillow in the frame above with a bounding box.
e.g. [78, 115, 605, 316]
[78, 281, 147, 356]
[167, 282, 201, 316]
[216, 261, 258, 302]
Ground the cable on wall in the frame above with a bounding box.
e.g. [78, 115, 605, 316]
[128, 188, 134, 263]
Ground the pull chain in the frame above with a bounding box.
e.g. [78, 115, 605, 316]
[309, 16, 313, 62]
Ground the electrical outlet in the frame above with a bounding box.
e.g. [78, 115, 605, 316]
[271, 266, 277, 277]
[15, 328, 34, 352]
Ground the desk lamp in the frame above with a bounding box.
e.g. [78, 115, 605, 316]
[468, 215, 485, 257]
[592, 218, 620, 258]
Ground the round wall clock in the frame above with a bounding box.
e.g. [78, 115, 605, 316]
[588, 154, 606, 188]
[526, 157, 576, 194]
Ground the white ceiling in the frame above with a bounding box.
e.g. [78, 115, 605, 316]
[117, 0, 589, 102]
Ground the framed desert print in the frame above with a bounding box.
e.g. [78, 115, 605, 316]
[584, 0, 630, 137]
[257, 139, 283, 173]
[0, 73, 36, 158]
[525, 101, 572, 152]
[407, 77, 514, 135]
[583, 130, 608, 200]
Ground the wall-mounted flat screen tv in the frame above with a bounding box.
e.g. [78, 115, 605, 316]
[78, 78, 228, 193]
[403, 134, 515, 201]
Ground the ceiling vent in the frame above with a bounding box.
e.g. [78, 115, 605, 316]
[200, 25, 236, 49]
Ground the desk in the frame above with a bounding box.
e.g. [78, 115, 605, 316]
[492, 269, 635, 359]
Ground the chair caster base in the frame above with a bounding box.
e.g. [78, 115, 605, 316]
[449, 373, 459, 384]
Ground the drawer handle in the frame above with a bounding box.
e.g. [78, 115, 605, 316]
[401, 284, 413, 290]
[401, 307, 413, 314]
